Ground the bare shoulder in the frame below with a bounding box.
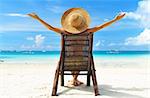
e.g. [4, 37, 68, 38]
[86, 28, 97, 33]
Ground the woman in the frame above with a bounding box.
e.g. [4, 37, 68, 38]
[28, 8, 125, 86]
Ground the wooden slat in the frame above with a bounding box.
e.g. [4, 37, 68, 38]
[63, 72, 88, 75]
[65, 44, 89, 46]
[64, 62, 88, 66]
[65, 46, 89, 51]
[65, 51, 88, 57]
[64, 65, 88, 71]
[64, 36, 88, 41]
[65, 51, 89, 52]
[65, 40, 89, 45]
[64, 61, 88, 71]
[64, 61, 88, 63]
[64, 33, 89, 36]
[65, 55, 88, 57]
[64, 56, 88, 62]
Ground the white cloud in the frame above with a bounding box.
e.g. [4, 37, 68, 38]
[5, 13, 28, 17]
[95, 40, 101, 47]
[125, 0, 150, 28]
[95, 40, 105, 47]
[124, 0, 150, 46]
[26, 34, 45, 47]
[35, 34, 45, 46]
[125, 28, 150, 45]
[21, 34, 46, 50]
[26, 37, 34, 41]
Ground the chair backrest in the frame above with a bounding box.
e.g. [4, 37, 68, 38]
[61, 32, 93, 71]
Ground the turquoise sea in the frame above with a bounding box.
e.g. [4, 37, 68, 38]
[0, 51, 150, 61]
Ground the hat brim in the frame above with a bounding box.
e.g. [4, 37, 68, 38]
[61, 8, 90, 34]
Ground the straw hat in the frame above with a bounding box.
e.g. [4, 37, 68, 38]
[61, 8, 91, 34]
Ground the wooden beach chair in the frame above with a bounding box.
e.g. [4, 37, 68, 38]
[51, 32, 100, 96]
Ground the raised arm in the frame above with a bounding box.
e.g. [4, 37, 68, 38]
[28, 13, 63, 34]
[87, 13, 125, 33]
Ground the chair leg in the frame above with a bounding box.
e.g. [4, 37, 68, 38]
[61, 72, 64, 86]
[51, 67, 60, 96]
[91, 70, 100, 96]
[87, 74, 90, 86]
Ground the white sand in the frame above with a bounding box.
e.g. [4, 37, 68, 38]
[0, 57, 149, 98]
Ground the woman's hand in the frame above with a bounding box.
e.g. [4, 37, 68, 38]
[27, 13, 39, 20]
[114, 12, 126, 21]
[27, 13, 63, 34]
[87, 12, 125, 33]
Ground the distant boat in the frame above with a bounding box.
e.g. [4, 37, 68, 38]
[22, 51, 34, 54]
[107, 50, 119, 54]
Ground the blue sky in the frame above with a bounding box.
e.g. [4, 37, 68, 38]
[0, 0, 149, 51]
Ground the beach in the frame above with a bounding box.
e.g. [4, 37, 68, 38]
[0, 52, 150, 98]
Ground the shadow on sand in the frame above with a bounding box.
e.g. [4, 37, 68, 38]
[58, 84, 149, 98]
